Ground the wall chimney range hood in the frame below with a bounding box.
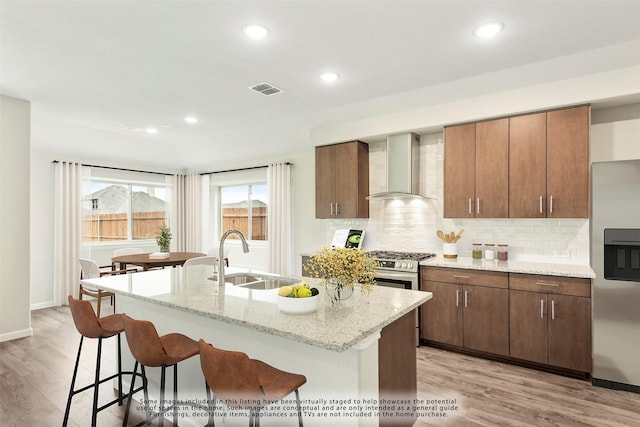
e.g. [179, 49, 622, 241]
[366, 132, 429, 200]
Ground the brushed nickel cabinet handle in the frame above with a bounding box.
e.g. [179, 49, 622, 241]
[536, 282, 560, 287]
[539, 196, 543, 214]
[477, 198, 480, 214]
[550, 195, 553, 213]
[330, 203, 334, 216]
[540, 299, 544, 319]
[335, 203, 340, 216]
[551, 300, 555, 320]
[456, 290, 459, 307]
[453, 275, 471, 279]
[464, 291, 468, 308]
[468, 198, 472, 214]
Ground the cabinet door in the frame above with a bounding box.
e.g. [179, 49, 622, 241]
[444, 124, 476, 218]
[315, 145, 336, 218]
[509, 290, 548, 364]
[420, 281, 463, 346]
[334, 141, 368, 218]
[509, 112, 547, 218]
[546, 106, 590, 218]
[475, 119, 509, 218]
[462, 285, 509, 356]
[547, 294, 592, 372]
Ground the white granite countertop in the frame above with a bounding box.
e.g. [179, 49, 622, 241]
[420, 255, 595, 278]
[81, 266, 432, 352]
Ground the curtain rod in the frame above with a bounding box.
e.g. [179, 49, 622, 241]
[52, 160, 173, 176]
[200, 162, 293, 176]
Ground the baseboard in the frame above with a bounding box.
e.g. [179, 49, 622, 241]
[30, 300, 55, 310]
[0, 327, 33, 342]
[592, 377, 640, 394]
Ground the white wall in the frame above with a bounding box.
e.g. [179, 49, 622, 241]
[1, 95, 31, 341]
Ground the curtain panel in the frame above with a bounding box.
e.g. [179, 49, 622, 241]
[53, 162, 84, 306]
[171, 173, 202, 252]
[267, 163, 292, 275]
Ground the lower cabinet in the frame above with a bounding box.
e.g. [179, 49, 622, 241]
[421, 267, 592, 375]
[509, 274, 592, 373]
[420, 267, 509, 356]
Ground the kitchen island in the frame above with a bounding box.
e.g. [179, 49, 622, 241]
[81, 265, 431, 427]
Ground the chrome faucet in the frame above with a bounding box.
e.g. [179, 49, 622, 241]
[218, 229, 250, 285]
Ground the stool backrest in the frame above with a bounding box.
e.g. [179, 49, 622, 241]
[121, 314, 168, 367]
[68, 295, 106, 338]
[198, 339, 263, 405]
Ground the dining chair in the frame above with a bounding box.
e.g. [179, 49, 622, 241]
[198, 339, 307, 427]
[78, 258, 129, 317]
[182, 255, 219, 267]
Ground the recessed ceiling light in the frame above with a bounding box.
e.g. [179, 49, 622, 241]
[145, 127, 158, 134]
[184, 117, 198, 124]
[242, 24, 269, 39]
[320, 72, 339, 82]
[473, 22, 504, 38]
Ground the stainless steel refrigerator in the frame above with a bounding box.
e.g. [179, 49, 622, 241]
[591, 159, 640, 393]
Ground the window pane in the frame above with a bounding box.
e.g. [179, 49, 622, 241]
[132, 184, 168, 240]
[252, 184, 267, 241]
[221, 185, 249, 240]
[82, 182, 129, 242]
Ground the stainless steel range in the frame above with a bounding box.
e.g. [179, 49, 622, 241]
[369, 250, 436, 347]
[368, 250, 436, 291]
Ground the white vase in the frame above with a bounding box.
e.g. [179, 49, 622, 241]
[443, 243, 458, 259]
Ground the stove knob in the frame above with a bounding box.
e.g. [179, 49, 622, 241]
[407, 262, 414, 269]
[401, 262, 407, 268]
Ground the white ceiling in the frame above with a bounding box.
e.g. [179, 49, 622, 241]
[1, 0, 640, 171]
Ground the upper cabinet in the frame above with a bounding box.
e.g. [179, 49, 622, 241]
[546, 106, 590, 218]
[446, 105, 590, 219]
[444, 118, 509, 218]
[510, 106, 590, 218]
[315, 141, 369, 219]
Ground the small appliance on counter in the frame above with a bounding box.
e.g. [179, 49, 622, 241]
[331, 229, 365, 249]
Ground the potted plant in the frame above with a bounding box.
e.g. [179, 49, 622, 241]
[303, 247, 379, 306]
[156, 224, 172, 252]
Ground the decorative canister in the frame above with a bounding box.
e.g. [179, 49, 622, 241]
[443, 242, 458, 259]
[472, 243, 483, 259]
[497, 244, 509, 261]
[484, 243, 495, 260]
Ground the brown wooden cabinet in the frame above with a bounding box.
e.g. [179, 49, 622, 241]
[509, 105, 590, 218]
[509, 273, 591, 373]
[546, 106, 590, 218]
[444, 119, 508, 218]
[420, 267, 509, 356]
[315, 141, 369, 219]
[509, 112, 547, 217]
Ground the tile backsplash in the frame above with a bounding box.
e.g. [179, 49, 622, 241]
[326, 132, 590, 265]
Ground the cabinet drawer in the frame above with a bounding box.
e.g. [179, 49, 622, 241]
[421, 267, 508, 289]
[509, 273, 590, 297]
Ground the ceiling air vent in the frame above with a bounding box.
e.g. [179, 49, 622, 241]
[249, 82, 283, 96]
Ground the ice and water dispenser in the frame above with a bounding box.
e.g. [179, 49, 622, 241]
[604, 229, 640, 282]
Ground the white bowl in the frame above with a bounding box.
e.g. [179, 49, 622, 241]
[277, 294, 319, 314]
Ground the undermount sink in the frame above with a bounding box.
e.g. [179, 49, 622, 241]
[224, 272, 299, 290]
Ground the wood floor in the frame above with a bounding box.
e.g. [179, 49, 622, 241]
[1, 306, 638, 426]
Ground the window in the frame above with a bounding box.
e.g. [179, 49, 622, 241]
[220, 183, 267, 241]
[81, 179, 169, 243]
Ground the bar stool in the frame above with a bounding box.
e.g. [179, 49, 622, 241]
[121, 314, 200, 427]
[63, 296, 139, 427]
[198, 339, 307, 427]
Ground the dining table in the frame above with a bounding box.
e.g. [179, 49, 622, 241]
[111, 251, 206, 271]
